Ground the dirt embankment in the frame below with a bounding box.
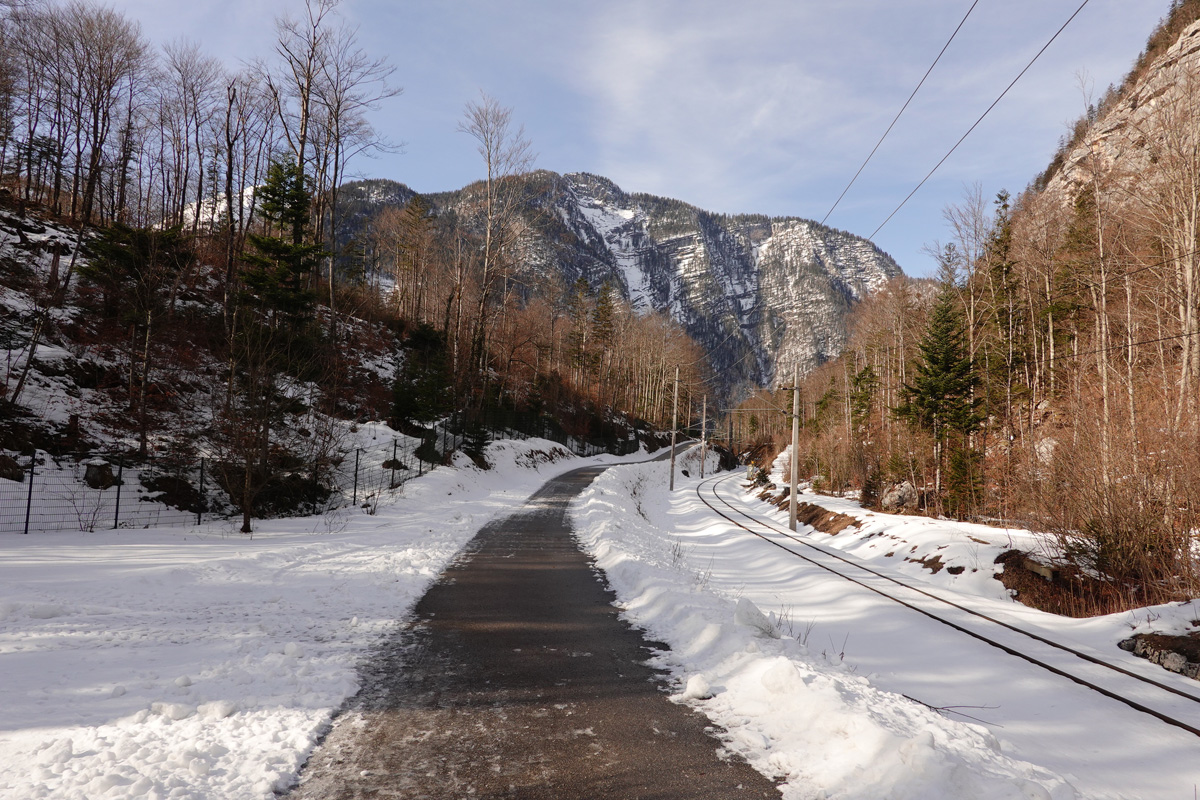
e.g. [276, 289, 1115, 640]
[758, 489, 859, 535]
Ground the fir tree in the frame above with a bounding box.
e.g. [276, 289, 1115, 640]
[219, 160, 325, 533]
[591, 281, 615, 352]
[393, 323, 452, 428]
[896, 289, 983, 514]
[898, 291, 982, 439]
[243, 161, 320, 320]
[80, 224, 194, 455]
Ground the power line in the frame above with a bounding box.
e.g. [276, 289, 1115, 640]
[821, 0, 981, 227]
[870, 0, 1092, 240]
[681, 304, 770, 367]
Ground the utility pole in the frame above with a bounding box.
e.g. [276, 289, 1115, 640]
[669, 366, 679, 491]
[700, 395, 707, 478]
[789, 365, 800, 531]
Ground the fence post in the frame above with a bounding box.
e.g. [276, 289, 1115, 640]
[352, 448, 360, 506]
[197, 457, 205, 526]
[112, 454, 124, 530]
[23, 453, 35, 535]
[391, 439, 397, 488]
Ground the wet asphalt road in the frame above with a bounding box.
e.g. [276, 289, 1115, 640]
[284, 463, 781, 799]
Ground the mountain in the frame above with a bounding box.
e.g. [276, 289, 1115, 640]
[340, 171, 903, 399]
[1041, 18, 1200, 201]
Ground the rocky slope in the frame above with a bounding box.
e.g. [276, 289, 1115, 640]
[1044, 19, 1200, 201]
[343, 171, 903, 399]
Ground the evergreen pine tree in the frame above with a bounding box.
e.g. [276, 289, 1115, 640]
[591, 281, 615, 349]
[80, 224, 193, 455]
[896, 289, 983, 515]
[243, 161, 320, 320]
[392, 323, 451, 428]
[218, 161, 324, 533]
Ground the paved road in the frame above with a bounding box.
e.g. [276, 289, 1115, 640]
[285, 463, 781, 799]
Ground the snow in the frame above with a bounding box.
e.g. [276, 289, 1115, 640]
[0, 439, 635, 800]
[570, 446, 1200, 800]
[4, 438, 1199, 799]
[576, 201, 654, 311]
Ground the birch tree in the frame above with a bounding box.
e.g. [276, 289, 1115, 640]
[457, 93, 533, 386]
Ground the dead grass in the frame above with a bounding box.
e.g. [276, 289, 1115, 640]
[994, 549, 1148, 618]
[907, 554, 945, 574]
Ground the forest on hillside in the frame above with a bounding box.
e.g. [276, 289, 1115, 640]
[0, 0, 709, 530]
[738, 1, 1200, 615]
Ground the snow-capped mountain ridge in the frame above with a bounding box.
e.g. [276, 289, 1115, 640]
[550, 171, 902, 395]
[343, 170, 903, 398]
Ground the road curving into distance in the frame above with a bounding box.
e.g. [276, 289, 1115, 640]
[286, 450, 780, 800]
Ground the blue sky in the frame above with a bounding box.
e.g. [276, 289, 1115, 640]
[111, 0, 1171, 277]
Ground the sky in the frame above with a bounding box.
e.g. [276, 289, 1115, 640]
[106, 0, 1172, 277]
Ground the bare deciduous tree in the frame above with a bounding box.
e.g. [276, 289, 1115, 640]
[267, 0, 337, 245]
[311, 18, 399, 325]
[457, 92, 534, 388]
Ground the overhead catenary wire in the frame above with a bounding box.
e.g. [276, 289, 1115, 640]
[870, 0, 1092, 240]
[718, 248, 1200, 414]
[821, 0, 982, 227]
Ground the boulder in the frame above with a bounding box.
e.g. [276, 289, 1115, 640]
[880, 480, 918, 512]
[84, 459, 115, 490]
[0, 454, 24, 483]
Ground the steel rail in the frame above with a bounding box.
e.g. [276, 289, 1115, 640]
[696, 472, 1200, 738]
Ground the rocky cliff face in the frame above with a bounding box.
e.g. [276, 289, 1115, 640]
[551, 173, 901, 395]
[343, 171, 903, 399]
[1044, 20, 1200, 202]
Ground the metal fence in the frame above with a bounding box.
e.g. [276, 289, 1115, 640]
[1, 411, 646, 534]
[323, 434, 433, 512]
[0, 453, 203, 534]
[0, 438, 434, 535]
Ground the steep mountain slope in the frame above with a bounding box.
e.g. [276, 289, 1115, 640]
[1043, 18, 1200, 201]
[343, 171, 902, 398]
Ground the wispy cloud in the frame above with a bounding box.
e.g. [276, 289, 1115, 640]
[105, 0, 1172, 274]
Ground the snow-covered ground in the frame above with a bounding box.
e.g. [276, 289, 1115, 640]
[5, 439, 1199, 799]
[0, 439, 631, 800]
[571, 447, 1200, 800]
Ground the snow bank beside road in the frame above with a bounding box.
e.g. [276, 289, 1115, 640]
[0, 439, 618, 800]
[572, 451, 1081, 800]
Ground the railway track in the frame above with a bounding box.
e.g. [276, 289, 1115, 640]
[695, 471, 1200, 738]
